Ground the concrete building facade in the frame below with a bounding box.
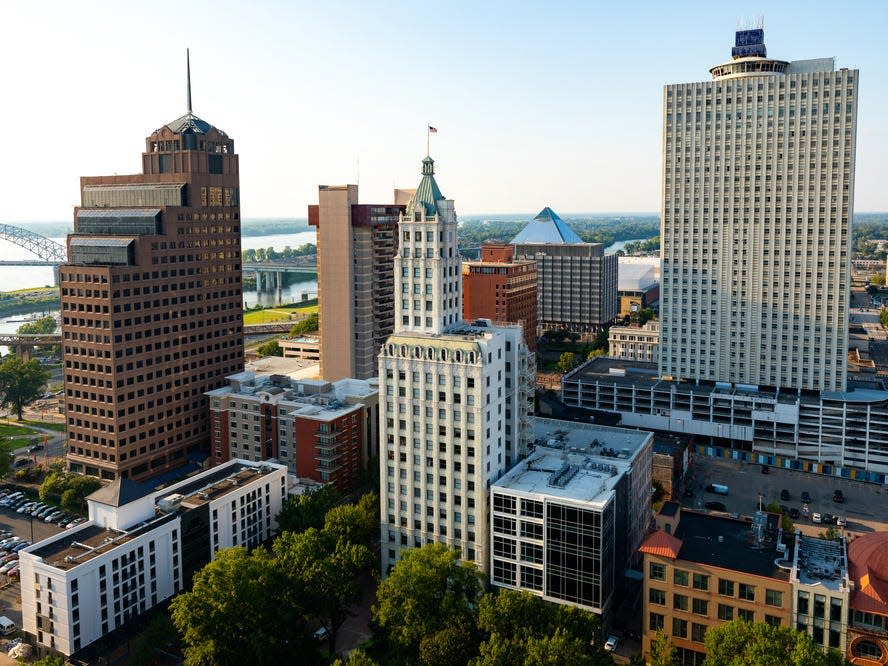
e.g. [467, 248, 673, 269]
[462, 243, 538, 352]
[608, 321, 660, 363]
[19, 459, 286, 659]
[378, 157, 535, 575]
[207, 371, 378, 491]
[309, 186, 402, 381]
[489, 419, 652, 624]
[512, 208, 618, 335]
[61, 64, 244, 481]
[659, 27, 857, 392]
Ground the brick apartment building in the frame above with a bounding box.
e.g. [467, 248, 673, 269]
[62, 64, 243, 481]
[207, 372, 378, 491]
[462, 243, 537, 352]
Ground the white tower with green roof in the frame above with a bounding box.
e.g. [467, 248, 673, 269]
[378, 156, 535, 577]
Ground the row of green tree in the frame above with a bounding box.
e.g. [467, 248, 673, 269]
[456, 216, 660, 249]
[39, 461, 103, 512]
[620, 236, 660, 254]
[646, 620, 845, 666]
[243, 243, 317, 263]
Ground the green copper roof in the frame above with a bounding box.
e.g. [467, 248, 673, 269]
[406, 156, 444, 217]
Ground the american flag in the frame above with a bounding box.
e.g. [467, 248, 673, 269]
[428, 125, 438, 133]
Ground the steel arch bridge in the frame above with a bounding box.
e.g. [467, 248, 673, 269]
[0, 224, 66, 262]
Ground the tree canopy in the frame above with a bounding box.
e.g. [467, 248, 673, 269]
[647, 629, 678, 666]
[0, 355, 49, 419]
[16, 316, 57, 335]
[372, 543, 484, 656]
[289, 312, 319, 337]
[703, 619, 845, 666]
[256, 339, 283, 357]
[276, 483, 342, 534]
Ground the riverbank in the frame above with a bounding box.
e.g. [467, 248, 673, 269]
[0, 288, 59, 319]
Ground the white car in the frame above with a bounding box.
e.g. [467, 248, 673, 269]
[604, 636, 619, 652]
[812, 513, 823, 524]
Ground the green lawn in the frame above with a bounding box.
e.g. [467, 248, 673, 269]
[243, 303, 319, 325]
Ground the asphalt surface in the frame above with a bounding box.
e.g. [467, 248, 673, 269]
[683, 456, 888, 538]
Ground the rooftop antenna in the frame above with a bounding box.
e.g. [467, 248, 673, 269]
[186, 48, 193, 115]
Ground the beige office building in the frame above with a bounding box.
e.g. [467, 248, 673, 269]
[609, 320, 659, 363]
[309, 187, 402, 381]
[659, 26, 857, 392]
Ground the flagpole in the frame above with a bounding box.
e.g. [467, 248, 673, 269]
[426, 124, 430, 157]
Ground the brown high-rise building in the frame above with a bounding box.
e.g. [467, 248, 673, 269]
[308, 186, 402, 381]
[61, 55, 244, 481]
[462, 243, 537, 351]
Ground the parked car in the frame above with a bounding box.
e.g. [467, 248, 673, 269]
[44, 511, 63, 523]
[761, 465, 769, 474]
[705, 501, 727, 512]
[55, 513, 72, 526]
[8, 567, 20, 579]
[780, 489, 791, 501]
[0, 538, 20, 549]
[801, 491, 812, 504]
[812, 513, 823, 524]
[36, 507, 56, 519]
[833, 490, 844, 504]
[11, 542, 31, 553]
[17, 503, 37, 514]
[313, 626, 329, 642]
[0, 490, 11, 498]
[604, 636, 620, 652]
[65, 518, 85, 529]
[822, 513, 837, 525]
[0, 554, 18, 566]
[789, 508, 800, 520]
[837, 516, 847, 527]
[0, 561, 17, 575]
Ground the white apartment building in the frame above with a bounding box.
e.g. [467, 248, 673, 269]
[490, 419, 652, 623]
[609, 321, 659, 363]
[659, 26, 857, 392]
[379, 156, 534, 575]
[19, 459, 287, 658]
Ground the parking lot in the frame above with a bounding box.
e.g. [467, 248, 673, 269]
[682, 456, 888, 539]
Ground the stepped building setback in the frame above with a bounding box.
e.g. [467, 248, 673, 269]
[61, 53, 244, 481]
[379, 157, 535, 575]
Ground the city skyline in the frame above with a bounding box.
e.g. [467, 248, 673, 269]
[1, 1, 886, 222]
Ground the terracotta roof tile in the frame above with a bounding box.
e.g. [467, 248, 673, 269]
[639, 530, 683, 559]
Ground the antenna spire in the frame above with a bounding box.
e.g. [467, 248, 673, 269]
[186, 48, 193, 115]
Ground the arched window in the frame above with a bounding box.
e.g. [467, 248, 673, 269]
[854, 640, 883, 660]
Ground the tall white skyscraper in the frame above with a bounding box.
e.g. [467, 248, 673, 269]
[378, 157, 534, 575]
[659, 26, 857, 392]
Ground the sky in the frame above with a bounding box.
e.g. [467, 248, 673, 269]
[1, 0, 886, 222]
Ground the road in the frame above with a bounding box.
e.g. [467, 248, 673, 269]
[683, 456, 888, 539]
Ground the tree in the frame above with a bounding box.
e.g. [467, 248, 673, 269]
[16, 316, 57, 335]
[27, 656, 67, 666]
[556, 352, 577, 374]
[871, 273, 886, 286]
[590, 328, 609, 351]
[289, 312, 319, 337]
[819, 526, 842, 541]
[331, 651, 379, 666]
[648, 629, 678, 666]
[703, 619, 837, 666]
[256, 340, 282, 357]
[372, 543, 484, 656]
[419, 615, 479, 666]
[276, 484, 342, 533]
[274, 528, 372, 654]
[170, 547, 314, 666]
[0, 356, 49, 420]
[323, 492, 378, 547]
[39, 469, 102, 512]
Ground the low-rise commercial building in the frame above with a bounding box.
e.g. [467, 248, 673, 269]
[490, 419, 652, 624]
[608, 321, 659, 363]
[207, 372, 378, 491]
[19, 459, 287, 659]
[640, 506, 793, 665]
[279, 336, 320, 361]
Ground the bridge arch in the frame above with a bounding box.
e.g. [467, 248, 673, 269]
[0, 225, 66, 262]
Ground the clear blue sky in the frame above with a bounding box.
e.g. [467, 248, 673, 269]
[1, 0, 885, 221]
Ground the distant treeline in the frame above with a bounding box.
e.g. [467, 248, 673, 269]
[457, 214, 661, 248]
[242, 244, 316, 263]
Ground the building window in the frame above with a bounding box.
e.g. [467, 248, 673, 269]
[674, 569, 689, 586]
[649, 588, 666, 606]
[692, 573, 709, 591]
[692, 598, 709, 616]
[717, 604, 733, 621]
[672, 617, 688, 639]
[717, 579, 734, 596]
[691, 623, 707, 643]
[738, 608, 755, 622]
[797, 591, 809, 616]
[765, 615, 782, 627]
[649, 562, 666, 581]
[673, 594, 688, 611]
[738, 583, 755, 601]
[649, 613, 665, 632]
[765, 589, 783, 607]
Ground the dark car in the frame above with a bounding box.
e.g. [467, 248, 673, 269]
[780, 489, 791, 501]
[801, 491, 812, 504]
[705, 501, 726, 512]
[822, 513, 837, 525]
[789, 508, 800, 519]
[833, 490, 844, 504]
[28, 444, 44, 453]
[761, 465, 769, 474]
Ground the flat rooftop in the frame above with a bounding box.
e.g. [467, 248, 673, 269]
[792, 534, 849, 593]
[674, 510, 792, 581]
[164, 461, 280, 509]
[493, 419, 651, 505]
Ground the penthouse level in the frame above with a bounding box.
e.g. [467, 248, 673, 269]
[563, 357, 888, 480]
[18, 458, 287, 659]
